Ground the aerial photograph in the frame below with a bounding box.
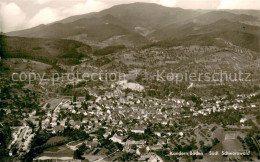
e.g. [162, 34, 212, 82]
[0, 0, 259, 161]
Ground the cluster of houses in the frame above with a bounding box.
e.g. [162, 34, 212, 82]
[6, 79, 259, 159]
[31, 83, 259, 136]
[194, 93, 258, 116]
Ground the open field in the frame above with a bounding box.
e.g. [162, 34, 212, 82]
[45, 136, 69, 145]
[40, 145, 74, 158]
[45, 98, 63, 110]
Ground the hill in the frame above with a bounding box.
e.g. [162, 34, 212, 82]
[58, 3, 201, 28]
[148, 19, 260, 52]
[189, 11, 258, 25]
[221, 9, 260, 19]
[146, 30, 260, 52]
[0, 35, 92, 65]
[7, 15, 148, 47]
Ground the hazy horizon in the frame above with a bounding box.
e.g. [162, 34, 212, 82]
[1, 0, 260, 33]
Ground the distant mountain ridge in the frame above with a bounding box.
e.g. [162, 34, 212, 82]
[4, 2, 260, 50]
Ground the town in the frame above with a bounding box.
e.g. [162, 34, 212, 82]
[1, 2, 260, 161]
[2, 76, 259, 161]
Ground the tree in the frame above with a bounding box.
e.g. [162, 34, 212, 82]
[131, 144, 137, 150]
[211, 126, 216, 132]
[212, 138, 220, 146]
[27, 121, 35, 131]
[0, 124, 11, 156]
[183, 145, 193, 152]
[73, 95, 77, 103]
[79, 143, 88, 152]
[145, 127, 153, 135]
[82, 102, 88, 110]
[85, 92, 91, 101]
[245, 135, 258, 153]
[0, 109, 5, 120]
[201, 145, 211, 154]
[73, 149, 83, 159]
[96, 128, 106, 138]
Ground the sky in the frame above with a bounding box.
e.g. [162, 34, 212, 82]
[0, 0, 260, 32]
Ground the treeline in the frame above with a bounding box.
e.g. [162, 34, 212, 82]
[238, 134, 259, 159]
[94, 45, 125, 56]
[142, 30, 260, 52]
[0, 124, 12, 158]
[142, 34, 226, 49]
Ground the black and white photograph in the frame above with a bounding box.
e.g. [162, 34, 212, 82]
[0, 0, 260, 161]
